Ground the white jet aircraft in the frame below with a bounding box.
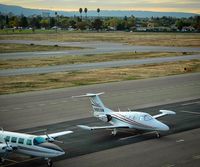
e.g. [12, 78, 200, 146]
[0, 129, 73, 167]
[73, 92, 175, 137]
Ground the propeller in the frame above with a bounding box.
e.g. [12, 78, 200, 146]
[4, 138, 13, 152]
[45, 132, 63, 143]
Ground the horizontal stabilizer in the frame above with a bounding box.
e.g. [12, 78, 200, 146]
[77, 125, 129, 130]
[72, 92, 104, 98]
[153, 110, 176, 119]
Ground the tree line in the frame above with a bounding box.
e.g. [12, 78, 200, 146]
[0, 11, 199, 32]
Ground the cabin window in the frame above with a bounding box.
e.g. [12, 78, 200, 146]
[26, 139, 32, 146]
[5, 136, 10, 142]
[18, 138, 24, 144]
[11, 137, 17, 143]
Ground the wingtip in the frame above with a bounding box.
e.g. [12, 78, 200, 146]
[77, 125, 92, 130]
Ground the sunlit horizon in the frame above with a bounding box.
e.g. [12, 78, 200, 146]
[0, 0, 199, 14]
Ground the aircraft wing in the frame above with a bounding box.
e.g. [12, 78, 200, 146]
[40, 130, 73, 139]
[77, 125, 129, 130]
[153, 110, 176, 119]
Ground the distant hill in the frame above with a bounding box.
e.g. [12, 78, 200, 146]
[0, 4, 198, 18]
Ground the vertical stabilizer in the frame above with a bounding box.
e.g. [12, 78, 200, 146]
[73, 92, 112, 116]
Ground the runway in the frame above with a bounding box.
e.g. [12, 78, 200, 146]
[2, 98, 200, 167]
[1, 40, 200, 60]
[0, 54, 199, 76]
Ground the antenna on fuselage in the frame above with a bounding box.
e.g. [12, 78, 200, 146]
[117, 106, 121, 112]
[128, 108, 132, 112]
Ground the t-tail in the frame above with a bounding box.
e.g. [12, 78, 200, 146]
[72, 92, 112, 117]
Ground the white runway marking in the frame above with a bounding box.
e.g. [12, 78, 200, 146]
[193, 155, 200, 160]
[4, 159, 18, 163]
[176, 139, 184, 143]
[181, 101, 200, 106]
[3, 157, 40, 167]
[119, 131, 156, 141]
[178, 110, 200, 115]
[38, 103, 46, 106]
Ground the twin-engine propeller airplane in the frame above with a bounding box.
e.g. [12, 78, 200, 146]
[0, 129, 73, 167]
[73, 92, 175, 137]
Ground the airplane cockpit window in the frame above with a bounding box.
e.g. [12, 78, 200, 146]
[144, 115, 153, 121]
[139, 116, 144, 121]
[33, 137, 46, 145]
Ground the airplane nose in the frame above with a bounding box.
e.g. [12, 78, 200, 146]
[159, 123, 169, 131]
[59, 150, 65, 156]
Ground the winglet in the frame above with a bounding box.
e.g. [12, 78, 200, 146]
[160, 110, 176, 115]
[153, 110, 176, 119]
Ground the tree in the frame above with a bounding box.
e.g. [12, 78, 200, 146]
[20, 16, 28, 28]
[69, 19, 76, 29]
[84, 8, 88, 18]
[193, 16, 200, 31]
[79, 8, 83, 19]
[40, 19, 49, 29]
[76, 21, 87, 30]
[92, 18, 103, 31]
[50, 17, 56, 28]
[97, 8, 100, 17]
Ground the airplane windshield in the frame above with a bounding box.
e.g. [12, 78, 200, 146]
[33, 137, 46, 145]
[144, 115, 153, 121]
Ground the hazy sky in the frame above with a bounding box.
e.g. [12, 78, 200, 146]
[0, 0, 200, 13]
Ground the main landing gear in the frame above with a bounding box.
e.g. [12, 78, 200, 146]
[111, 128, 117, 136]
[155, 131, 161, 138]
[0, 157, 5, 164]
[46, 159, 53, 167]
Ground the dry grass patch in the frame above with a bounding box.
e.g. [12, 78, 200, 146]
[0, 32, 200, 47]
[0, 43, 84, 53]
[0, 52, 194, 69]
[0, 60, 199, 94]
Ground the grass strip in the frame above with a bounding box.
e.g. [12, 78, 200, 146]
[0, 32, 200, 47]
[0, 52, 194, 69]
[0, 60, 199, 95]
[0, 43, 84, 53]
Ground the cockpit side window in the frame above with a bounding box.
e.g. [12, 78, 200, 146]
[33, 137, 46, 145]
[144, 115, 153, 121]
[139, 116, 144, 121]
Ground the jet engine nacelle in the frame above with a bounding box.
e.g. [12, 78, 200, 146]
[99, 114, 112, 122]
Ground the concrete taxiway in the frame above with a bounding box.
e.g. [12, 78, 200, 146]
[2, 98, 200, 167]
[1, 40, 200, 60]
[0, 54, 200, 76]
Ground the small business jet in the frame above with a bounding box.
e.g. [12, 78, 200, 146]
[73, 92, 175, 137]
[0, 129, 73, 166]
